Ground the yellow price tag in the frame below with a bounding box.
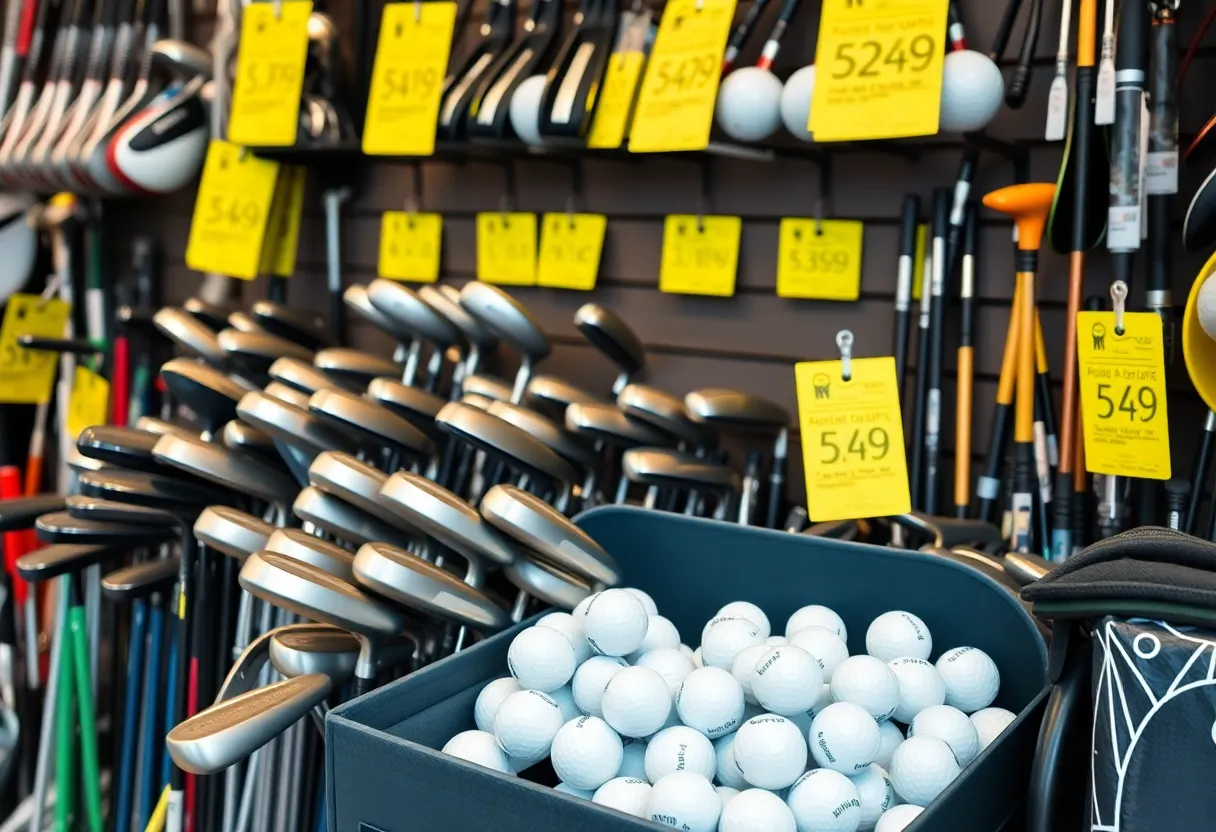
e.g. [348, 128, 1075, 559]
[811, 0, 949, 142]
[260, 165, 307, 277]
[186, 140, 281, 280]
[588, 53, 645, 150]
[795, 356, 911, 521]
[776, 220, 864, 301]
[628, 0, 736, 153]
[537, 213, 607, 290]
[476, 213, 537, 286]
[1076, 311, 1171, 479]
[379, 211, 443, 282]
[363, 1, 458, 156]
[659, 215, 741, 296]
[228, 1, 313, 146]
[0, 295, 71, 404]
[67, 366, 110, 440]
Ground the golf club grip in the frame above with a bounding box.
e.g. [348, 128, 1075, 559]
[1005, 63, 1033, 109]
[977, 402, 1012, 524]
[990, 0, 1026, 62]
[1051, 473, 1071, 559]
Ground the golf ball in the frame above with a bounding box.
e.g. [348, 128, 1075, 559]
[592, 777, 651, 817]
[442, 730, 510, 773]
[703, 618, 766, 670]
[752, 645, 824, 716]
[874, 720, 905, 770]
[648, 771, 722, 832]
[936, 647, 1000, 713]
[787, 768, 863, 832]
[716, 67, 783, 142]
[645, 725, 717, 783]
[786, 604, 847, 641]
[601, 666, 673, 738]
[474, 677, 521, 733]
[767, 635, 789, 646]
[573, 591, 600, 620]
[866, 612, 932, 662]
[810, 702, 881, 774]
[717, 786, 740, 807]
[581, 588, 650, 657]
[550, 716, 624, 790]
[888, 657, 946, 723]
[939, 50, 1004, 133]
[636, 647, 697, 696]
[676, 667, 746, 739]
[718, 601, 772, 639]
[718, 788, 796, 832]
[714, 732, 749, 789]
[831, 656, 900, 721]
[631, 614, 682, 659]
[492, 690, 564, 759]
[571, 655, 629, 718]
[970, 707, 1016, 751]
[731, 643, 771, 705]
[731, 714, 808, 790]
[849, 763, 897, 830]
[790, 626, 850, 681]
[787, 683, 834, 738]
[875, 804, 925, 832]
[507, 626, 577, 692]
[623, 587, 658, 615]
[779, 64, 816, 142]
[910, 705, 980, 767]
[692, 647, 704, 667]
[507, 75, 546, 145]
[1199, 277, 1216, 339]
[889, 736, 960, 805]
[537, 611, 593, 664]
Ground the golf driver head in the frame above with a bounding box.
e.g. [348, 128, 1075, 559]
[218, 328, 316, 377]
[193, 506, 277, 564]
[182, 298, 233, 331]
[251, 301, 334, 350]
[418, 284, 498, 349]
[574, 303, 645, 381]
[269, 357, 347, 395]
[565, 402, 669, 448]
[153, 308, 228, 367]
[263, 382, 312, 409]
[366, 279, 460, 347]
[313, 348, 402, 389]
[486, 400, 599, 469]
[159, 358, 252, 434]
[621, 448, 741, 493]
[308, 388, 433, 460]
[504, 556, 592, 611]
[221, 420, 279, 462]
[264, 528, 356, 583]
[236, 390, 358, 462]
[461, 374, 513, 402]
[436, 402, 578, 488]
[684, 389, 790, 432]
[525, 375, 604, 417]
[292, 486, 417, 551]
[378, 472, 518, 567]
[617, 383, 708, 446]
[458, 282, 550, 361]
[305, 451, 405, 530]
[153, 432, 299, 507]
[342, 284, 397, 335]
[227, 313, 265, 334]
[365, 378, 445, 438]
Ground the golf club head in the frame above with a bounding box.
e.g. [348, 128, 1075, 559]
[134, 417, 198, 438]
[78, 469, 237, 515]
[305, 451, 402, 529]
[66, 446, 109, 474]
[352, 542, 511, 631]
[153, 307, 228, 367]
[217, 626, 281, 703]
[193, 506, 276, 564]
[100, 556, 181, 601]
[504, 556, 592, 611]
[182, 298, 233, 332]
[462, 374, 513, 402]
[684, 389, 790, 432]
[436, 402, 578, 487]
[378, 472, 518, 567]
[0, 495, 68, 533]
[269, 357, 347, 395]
[150, 39, 214, 77]
[458, 282, 550, 361]
[525, 375, 605, 418]
[17, 544, 133, 584]
[418, 284, 498, 348]
[1003, 552, 1053, 587]
[227, 312, 265, 334]
[35, 512, 177, 547]
[217, 328, 315, 378]
[236, 391, 358, 464]
[251, 300, 334, 350]
[617, 384, 708, 446]
[269, 625, 359, 681]
[152, 432, 299, 507]
[263, 382, 312, 409]
[313, 349, 401, 390]
[481, 484, 620, 585]
[76, 425, 163, 473]
[574, 303, 645, 382]
[366, 279, 460, 347]
[565, 402, 668, 448]
[621, 448, 741, 493]
[308, 388, 433, 460]
[486, 400, 599, 469]
[292, 486, 417, 551]
[342, 284, 397, 335]
[65, 496, 179, 527]
[264, 528, 356, 583]
[159, 358, 252, 435]
[221, 420, 279, 462]
[365, 378, 445, 438]
[460, 393, 494, 410]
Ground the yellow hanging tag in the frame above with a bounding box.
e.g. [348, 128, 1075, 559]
[1076, 311, 1171, 479]
[795, 356, 911, 521]
[228, 1, 314, 146]
[186, 140, 281, 280]
[67, 366, 110, 440]
[588, 53, 646, 150]
[379, 211, 443, 282]
[476, 213, 538, 286]
[810, 0, 949, 142]
[628, 0, 736, 153]
[0, 295, 71, 404]
[537, 213, 607, 290]
[659, 215, 741, 296]
[776, 219, 864, 301]
[259, 164, 307, 277]
[363, 1, 458, 156]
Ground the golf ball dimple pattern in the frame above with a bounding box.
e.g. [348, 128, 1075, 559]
[648, 771, 722, 832]
[752, 645, 824, 716]
[970, 707, 1016, 751]
[889, 736, 960, 805]
[875, 804, 925, 832]
[888, 657, 946, 724]
[601, 666, 672, 739]
[637, 648, 697, 697]
[791, 627, 851, 681]
[718, 601, 772, 639]
[831, 656, 900, 722]
[549, 716, 624, 790]
[786, 605, 848, 642]
[874, 721, 905, 771]
[581, 588, 650, 657]
[677, 667, 746, 739]
[492, 690, 564, 760]
[702, 618, 765, 670]
[810, 702, 881, 774]
[787, 768, 863, 832]
[618, 737, 648, 779]
[630, 614, 682, 660]
[507, 626, 577, 692]
[866, 611, 932, 662]
[936, 647, 1000, 714]
[714, 732, 749, 789]
[474, 677, 521, 733]
[731, 643, 772, 705]
[849, 763, 897, 830]
[910, 705, 980, 767]
[537, 611, 593, 665]
[441, 730, 510, 773]
[645, 725, 717, 783]
[573, 591, 600, 621]
[571, 655, 628, 717]
[592, 777, 652, 818]
[731, 714, 808, 790]
[718, 788, 797, 832]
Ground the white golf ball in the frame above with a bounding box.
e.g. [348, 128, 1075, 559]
[810, 702, 881, 774]
[889, 736, 960, 805]
[648, 771, 722, 832]
[786, 605, 847, 641]
[676, 667, 746, 738]
[619, 737, 648, 778]
[732, 714, 808, 790]
[507, 74, 547, 145]
[554, 782, 594, 799]
[571, 655, 629, 717]
[550, 684, 582, 722]
[581, 588, 650, 657]
[645, 725, 717, 783]
[939, 50, 1004, 133]
[970, 707, 1016, 751]
[787, 768, 863, 832]
[474, 677, 521, 733]
[936, 647, 1000, 713]
[716, 67, 783, 142]
[888, 657, 947, 724]
[779, 64, 816, 142]
[790, 627, 850, 681]
[717, 786, 741, 807]
[679, 643, 695, 661]
[601, 666, 673, 738]
[623, 587, 658, 615]
[787, 683, 834, 737]
[831, 656, 900, 722]
[875, 804, 925, 832]
[713, 731, 749, 789]
[718, 601, 772, 639]
[507, 626, 577, 692]
[550, 716, 624, 790]
[731, 644, 771, 705]
[719, 787, 797, 832]
[593, 777, 652, 817]
[874, 720, 905, 770]
[767, 635, 789, 646]
[636, 648, 696, 696]
[630, 614, 682, 660]
[1199, 277, 1216, 340]
[849, 764, 897, 830]
[492, 690, 564, 759]
[538, 612, 593, 665]
[573, 591, 600, 620]
[753, 645, 824, 716]
[442, 730, 510, 773]
[910, 705, 980, 767]
[692, 647, 704, 667]
[866, 612, 932, 662]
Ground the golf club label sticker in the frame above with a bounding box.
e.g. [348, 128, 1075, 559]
[776, 219, 865, 301]
[810, 0, 949, 142]
[659, 215, 741, 297]
[379, 211, 443, 283]
[228, 1, 314, 146]
[588, 52, 646, 149]
[1076, 311, 1171, 479]
[186, 140, 281, 280]
[363, 1, 458, 156]
[476, 212, 538, 286]
[628, 0, 737, 153]
[795, 356, 911, 521]
[537, 213, 608, 290]
[260, 164, 307, 277]
[67, 366, 109, 440]
[0, 295, 71, 404]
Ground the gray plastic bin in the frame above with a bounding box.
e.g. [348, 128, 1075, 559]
[326, 506, 1049, 831]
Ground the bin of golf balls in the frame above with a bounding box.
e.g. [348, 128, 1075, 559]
[326, 506, 1049, 832]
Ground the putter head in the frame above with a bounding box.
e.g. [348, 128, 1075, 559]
[366, 280, 460, 347]
[78, 469, 236, 514]
[365, 378, 445, 438]
[504, 557, 592, 610]
[418, 284, 498, 348]
[343, 284, 397, 335]
[217, 328, 315, 377]
[292, 486, 417, 551]
[458, 282, 550, 361]
[101, 556, 181, 601]
[481, 484, 620, 585]
[0, 495, 67, 533]
[182, 297, 233, 331]
[378, 472, 517, 566]
[35, 512, 177, 547]
[264, 382, 312, 409]
[269, 625, 359, 681]
[65, 496, 179, 527]
[684, 389, 790, 433]
[269, 357, 347, 395]
[574, 303, 645, 380]
[251, 301, 334, 350]
[565, 402, 669, 448]
[17, 544, 128, 583]
[167, 674, 333, 775]
[526, 375, 604, 418]
[152, 432, 299, 507]
[305, 451, 405, 530]
[308, 388, 434, 459]
[236, 390, 358, 464]
[617, 384, 708, 446]
[264, 528, 356, 583]
[76, 426, 162, 472]
[313, 349, 401, 390]
[436, 402, 578, 487]
[353, 542, 511, 631]
[159, 358, 252, 434]
[153, 307, 227, 367]
[193, 506, 276, 564]
[621, 448, 740, 493]
[462, 374, 513, 402]
[486, 400, 599, 469]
